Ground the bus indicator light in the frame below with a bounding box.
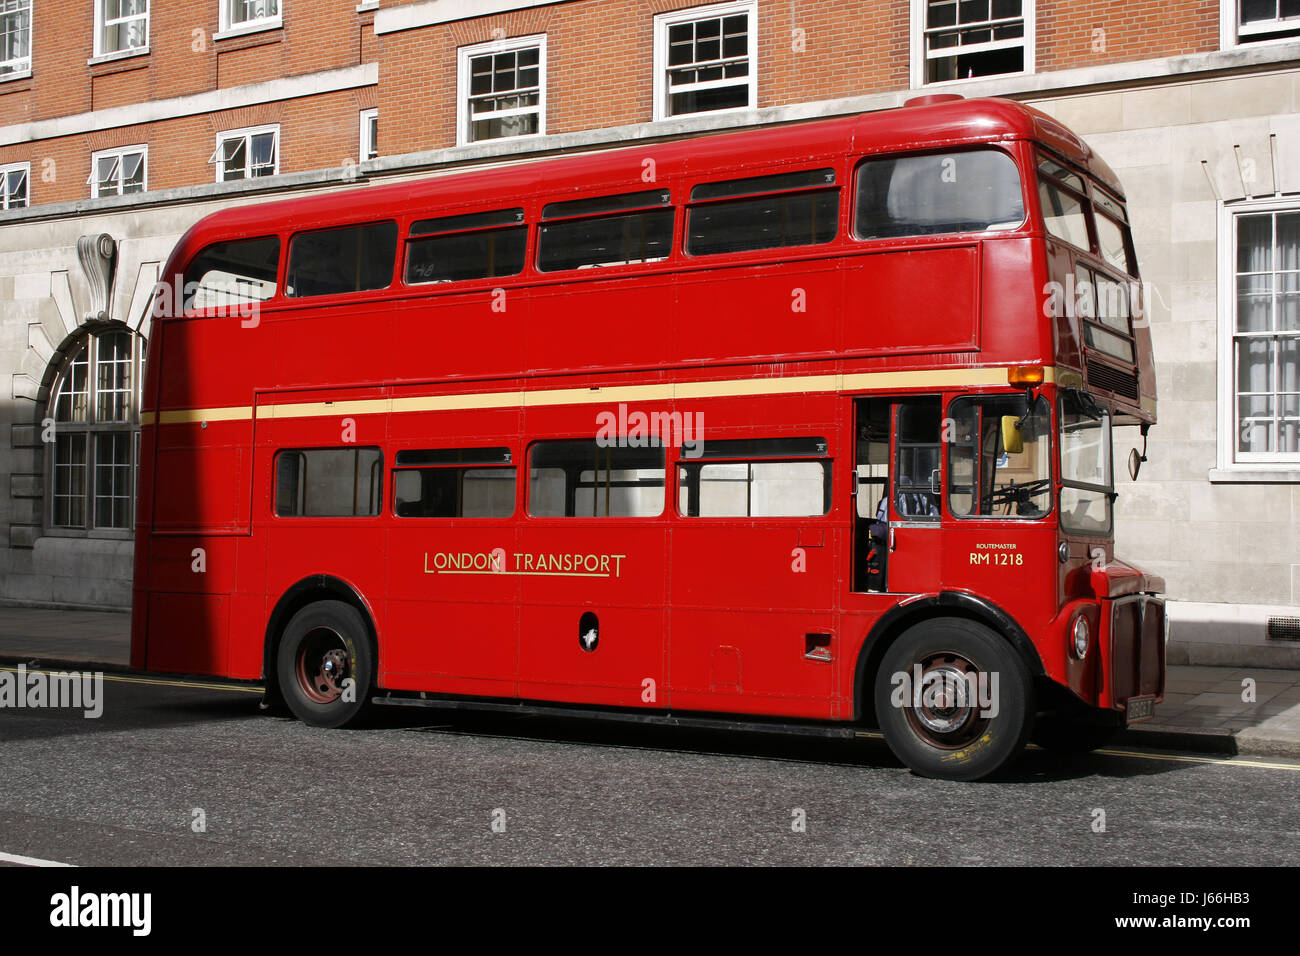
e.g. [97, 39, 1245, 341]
[1008, 365, 1045, 387]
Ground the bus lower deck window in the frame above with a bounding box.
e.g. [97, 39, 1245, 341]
[528, 440, 665, 517]
[275, 447, 383, 517]
[678, 459, 831, 517]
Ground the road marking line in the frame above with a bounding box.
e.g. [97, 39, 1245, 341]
[1094, 747, 1300, 772]
[0, 851, 74, 867]
[0, 666, 262, 695]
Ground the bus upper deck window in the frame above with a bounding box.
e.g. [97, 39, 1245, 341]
[1094, 213, 1132, 274]
[183, 236, 280, 312]
[286, 221, 398, 298]
[1037, 155, 1091, 251]
[406, 208, 526, 284]
[687, 168, 839, 256]
[537, 189, 674, 272]
[854, 148, 1024, 240]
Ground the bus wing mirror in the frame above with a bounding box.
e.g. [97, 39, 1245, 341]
[1128, 425, 1149, 480]
[1000, 416, 1024, 455]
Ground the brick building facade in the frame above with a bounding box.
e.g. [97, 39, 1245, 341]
[1, 0, 1299, 659]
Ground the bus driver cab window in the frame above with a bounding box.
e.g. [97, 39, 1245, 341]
[894, 401, 942, 521]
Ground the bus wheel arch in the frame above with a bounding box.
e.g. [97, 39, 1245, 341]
[853, 591, 1044, 728]
[263, 575, 380, 719]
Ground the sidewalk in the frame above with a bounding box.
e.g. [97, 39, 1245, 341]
[1, 604, 1298, 758]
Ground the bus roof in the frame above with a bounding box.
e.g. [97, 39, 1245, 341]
[178, 96, 1121, 253]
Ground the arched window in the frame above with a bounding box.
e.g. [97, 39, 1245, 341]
[46, 328, 143, 532]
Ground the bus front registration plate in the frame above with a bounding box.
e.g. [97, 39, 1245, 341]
[1126, 697, 1156, 723]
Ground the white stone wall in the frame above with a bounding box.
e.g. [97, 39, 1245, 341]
[1035, 68, 1300, 610]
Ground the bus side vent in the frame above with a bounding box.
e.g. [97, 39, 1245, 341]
[1266, 616, 1300, 642]
[1086, 360, 1139, 401]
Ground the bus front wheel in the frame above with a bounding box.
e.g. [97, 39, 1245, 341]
[873, 618, 1034, 781]
[276, 600, 374, 729]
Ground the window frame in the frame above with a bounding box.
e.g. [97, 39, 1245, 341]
[1217, 195, 1300, 471]
[536, 188, 676, 273]
[852, 145, 1028, 242]
[675, 437, 833, 519]
[946, 393, 1054, 522]
[88, 145, 148, 198]
[392, 447, 517, 519]
[210, 124, 280, 183]
[93, 0, 150, 60]
[685, 166, 840, 258]
[455, 33, 547, 148]
[403, 206, 528, 286]
[1220, 0, 1300, 48]
[1036, 151, 1096, 255]
[44, 329, 144, 539]
[652, 0, 758, 123]
[0, 0, 32, 80]
[217, 0, 282, 39]
[360, 108, 378, 161]
[284, 219, 399, 299]
[0, 160, 29, 210]
[273, 446, 384, 519]
[526, 439, 668, 519]
[910, 0, 1035, 89]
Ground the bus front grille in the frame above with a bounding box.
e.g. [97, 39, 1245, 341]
[1086, 359, 1140, 401]
[1109, 595, 1165, 703]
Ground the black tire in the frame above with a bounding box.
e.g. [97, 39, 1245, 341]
[1032, 712, 1121, 753]
[874, 618, 1034, 781]
[276, 600, 374, 728]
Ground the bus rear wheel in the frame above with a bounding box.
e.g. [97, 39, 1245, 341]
[874, 618, 1034, 781]
[276, 600, 374, 729]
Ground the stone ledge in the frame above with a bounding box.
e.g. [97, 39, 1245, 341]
[7, 525, 39, 549]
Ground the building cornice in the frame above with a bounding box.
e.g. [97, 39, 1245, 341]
[0, 63, 378, 148]
[375, 0, 572, 35]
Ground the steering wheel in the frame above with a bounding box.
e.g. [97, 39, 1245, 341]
[985, 478, 1052, 509]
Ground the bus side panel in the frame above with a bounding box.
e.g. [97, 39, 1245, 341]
[152, 423, 252, 533]
[514, 520, 668, 708]
[529, 275, 675, 373]
[141, 535, 238, 675]
[667, 393, 841, 719]
[228, 533, 270, 680]
[673, 260, 842, 365]
[145, 591, 230, 676]
[381, 404, 523, 694]
[389, 292, 527, 384]
[516, 399, 669, 708]
[843, 245, 979, 354]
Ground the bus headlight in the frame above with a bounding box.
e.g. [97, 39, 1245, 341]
[1071, 615, 1091, 659]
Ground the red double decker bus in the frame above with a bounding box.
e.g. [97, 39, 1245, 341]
[132, 94, 1164, 780]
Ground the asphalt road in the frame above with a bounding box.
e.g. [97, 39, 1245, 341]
[1, 668, 1297, 866]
